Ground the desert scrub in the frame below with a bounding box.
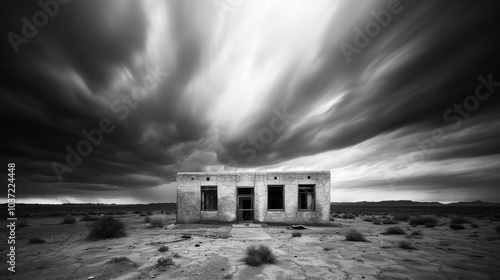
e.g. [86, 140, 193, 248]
[393, 213, 410, 222]
[158, 245, 169, 252]
[384, 226, 405, 235]
[147, 215, 168, 227]
[81, 215, 99, 221]
[62, 216, 77, 224]
[108, 257, 134, 264]
[29, 237, 45, 244]
[292, 232, 302, 237]
[363, 217, 374, 222]
[410, 229, 422, 236]
[373, 219, 381, 225]
[450, 215, 470, 224]
[382, 218, 398, 225]
[244, 244, 277, 266]
[449, 224, 465, 230]
[399, 240, 416, 250]
[409, 215, 438, 227]
[345, 229, 367, 241]
[87, 216, 126, 240]
[172, 252, 181, 258]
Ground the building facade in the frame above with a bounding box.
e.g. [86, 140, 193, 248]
[176, 171, 331, 224]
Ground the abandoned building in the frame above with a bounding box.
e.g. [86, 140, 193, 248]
[176, 171, 331, 224]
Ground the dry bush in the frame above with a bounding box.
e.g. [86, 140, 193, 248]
[29, 237, 45, 244]
[81, 215, 99, 221]
[158, 245, 169, 252]
[382, 218, 398, 225]
[399, 240, 416, 250]
[156, 256, 175, 267]
[147, 215, 168, 228]
[449, 224, 465, 230]
[450, 216, 470, 224]
[393, 213, 410, 222]
[384, 226, 405, 235]
[409, 215, 438, 227]
[87, 216, 126, 240]
[345, 229, 367, 242]
[292, 232, 302, 237]
[108, 257, 133, 263]
[244, 244, 277, 266]
[62, 216, 77, 224]
[363, 217, 374, 222]
[410, 229, 422, 236]
[172, 253, 181, 258]
[373, 219, 381, 225]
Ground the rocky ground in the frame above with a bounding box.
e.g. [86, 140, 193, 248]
[1, 213, 500, 279]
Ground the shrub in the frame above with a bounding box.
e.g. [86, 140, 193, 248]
[450, 216, 470, 224]
[399, 240, 416, 250]
[409, 215, 438, 227]
[329, 216, 335, 222]
[393, 213, 410, 222]
[134, 211, 141, 214]
[29, 237, 45, 244]
[109, 257, 132, 263]
[87, 216, 126, 240]
[410, 229, 422, 236]
[17, 220, 28, 227]
[345, 229, 367, 241]
[156, 257, 175, 267]
[384, 226, 405, 235]
[147, 215, 168, 228]
[292, 232, 302, 237]
[81, 215, 98, 221]
[244, 244, 277, 266]
[144, 216, 151, 223]
[344, 213, 356, 219]
[62, 216, 76, 224]
[449, 224, 465, 230]
[172, 252, 181, 258]
[382, 219, 398, 225]
[495, 225, 500, 233]
[373, 219, 381, 225]
[438, 240, 451, 247]
[115, 211, 128, 215]
[158, 245, 169, 252]
[471, 223, 479, 228]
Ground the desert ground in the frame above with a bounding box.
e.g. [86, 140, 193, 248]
[2, 210, 500, 280]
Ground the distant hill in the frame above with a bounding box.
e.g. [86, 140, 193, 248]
[331, 200, 500, 207]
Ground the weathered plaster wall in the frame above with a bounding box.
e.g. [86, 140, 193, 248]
[176, 171, 330, 224]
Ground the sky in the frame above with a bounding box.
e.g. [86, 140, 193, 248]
[1, 0, 500, 204]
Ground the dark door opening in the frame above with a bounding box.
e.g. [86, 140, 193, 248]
[237, 188, 254, 222]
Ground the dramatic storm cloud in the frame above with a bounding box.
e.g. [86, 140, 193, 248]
[1, 0, 499, 203]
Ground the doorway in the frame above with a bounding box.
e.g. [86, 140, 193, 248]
[237, 188, 254, 222]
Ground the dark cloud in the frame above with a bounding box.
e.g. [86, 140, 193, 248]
[1, 0, 499, 203]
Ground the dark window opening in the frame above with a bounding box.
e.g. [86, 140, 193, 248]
[206, 177, 210, 181]
[268, 186, 284, 210]
[274, 176, 277, 180]
[201, 186, 217, 210]
[298, 185, 315, 210]
[307, 176, 311, 179]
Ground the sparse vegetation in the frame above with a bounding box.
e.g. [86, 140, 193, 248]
[345, 229, 367, 241]
[382, 218, 398, 224]
[363, 217, 374, 222]
[244, 244, 277, 266]
[373, 219, 381, 225]
[343, 213, 356, 219]
[409, 215, 438, 227]
[410, 229, 422, 236]
[292, 232, 302, 237]
[29, 237, 45, 244]
[393, 213, 410, 222]
[62, 216, 76, 224]
[450, 216, 470, 224]
[108, 257, 132, 263]
[399, 240, 416, 250]
[81, 215, 99, 221]
[87, 216, 126, 240]
[449, 224, 465, 230]
[156, 256, 175, 267]
[172, 252, 181, 258]
[147, 215, 168, 228]
[384, 226, 405, 235]
[158, 245, 169, 252]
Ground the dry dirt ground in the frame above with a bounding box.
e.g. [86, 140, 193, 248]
[1, 213, 500, 280]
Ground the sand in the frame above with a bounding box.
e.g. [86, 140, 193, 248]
[1, 213, 499, 280]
